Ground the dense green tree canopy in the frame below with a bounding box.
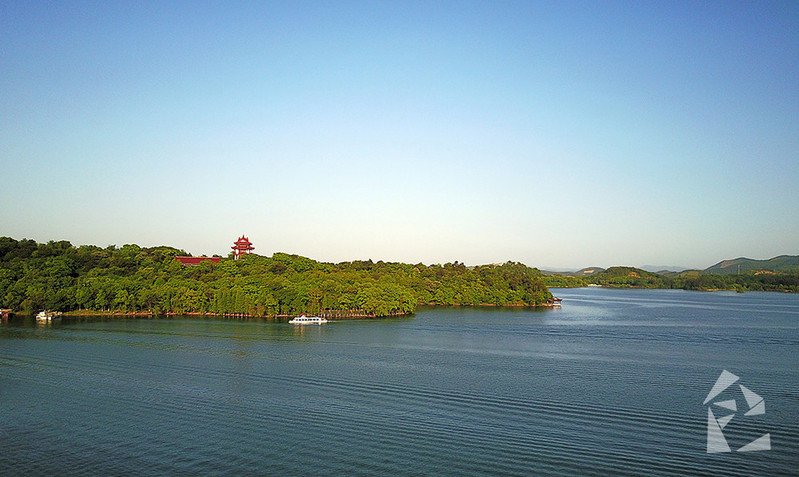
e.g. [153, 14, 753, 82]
[0, 237, 552, 316]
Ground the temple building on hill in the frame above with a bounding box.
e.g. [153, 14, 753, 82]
[175, 256, 221, 266]
[174, 236, 255, 265]
[232, 235, 254, 260]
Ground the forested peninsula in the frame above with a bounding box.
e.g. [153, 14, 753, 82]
[543, 266, 799, 292]
[0, 237, 552, 317]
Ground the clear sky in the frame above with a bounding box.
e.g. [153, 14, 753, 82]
[2, 1, 797, 270]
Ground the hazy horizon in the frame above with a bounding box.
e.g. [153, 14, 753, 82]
[2, 1, 797, 270]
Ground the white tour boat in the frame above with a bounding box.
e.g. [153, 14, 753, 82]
[289, 314, 328, 325]
[36, 310, 62, 322]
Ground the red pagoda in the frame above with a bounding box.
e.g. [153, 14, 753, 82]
[232, 235, 254, 260]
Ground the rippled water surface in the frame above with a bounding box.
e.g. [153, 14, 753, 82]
[2, 288, 798, 475]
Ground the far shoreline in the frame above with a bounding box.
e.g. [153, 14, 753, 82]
[548, 285, 798, 293]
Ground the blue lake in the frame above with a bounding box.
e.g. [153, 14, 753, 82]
[1, 288, 798, 475]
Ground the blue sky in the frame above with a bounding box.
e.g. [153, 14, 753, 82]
[2, 1, 797, 269]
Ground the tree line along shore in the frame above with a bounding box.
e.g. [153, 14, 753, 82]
[0, 237, 553, 318]
[543, 266, 799, 292]
[4, 237, 795, 320]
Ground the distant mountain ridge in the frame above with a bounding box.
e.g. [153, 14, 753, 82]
[542, 267, 605, 276]
[703, 255, 799, 275]
[575, 267, 605, 275]
[542, 260, 798, 293]
[544, 255, 798, 277]
[640, 265, 689, 273]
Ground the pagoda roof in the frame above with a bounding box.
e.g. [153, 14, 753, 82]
[232, 235, 254, 251]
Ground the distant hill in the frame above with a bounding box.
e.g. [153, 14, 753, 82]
[660, 269, 701, 279]
[574, 267, 605, 276]
[588, 266, 668, 288]
[542, 258, 798, 292]
[546, 256, 799, 279]
[640, 265, 688, 273]
[703, 255, 799, 275]
[541, 267, 604, 277]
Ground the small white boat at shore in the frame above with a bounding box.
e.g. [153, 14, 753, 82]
[289, 314, 328, 325]
[36, 310, 62, 322]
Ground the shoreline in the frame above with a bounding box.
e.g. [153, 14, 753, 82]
[548, 284, 798, 293]
[50, 303, 557, 320]
[57, 309, 414, 320]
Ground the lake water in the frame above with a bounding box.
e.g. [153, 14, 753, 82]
[1, 288, 798, 476]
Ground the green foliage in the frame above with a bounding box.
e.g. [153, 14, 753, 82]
[0, 237, 553, 317]
[589, 267, 669, 288]
[542, 274, 588, 288]
[703, 255, 799, 275]
[551, 265, 799, 293]
[675, 271, 799, 292]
